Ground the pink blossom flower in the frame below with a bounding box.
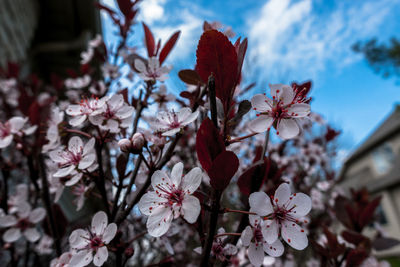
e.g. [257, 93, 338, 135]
[194, 228, 238, 262]
[153, 107, 199, 136]
[249, 183, 312, 250]
[134, 57, 171, 82]
[65, 75, 91, 89]
[0, 117, 37, 148]
[89, 94, 134, 133]
[249, 84, 310, 139]
[151, 84, 176, 108]
[0, 202, 46, 243]
[49, 137, 97, 186]
[138, 162, 202, 237]
[43, 106, 64, 152]
[50, 252, 72, 267]
[241, 216, 284, 267]
[69, 211, 117, 267]
[66, 96, 108, 127]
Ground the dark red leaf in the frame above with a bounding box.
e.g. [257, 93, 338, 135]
[373, 237, 400, 251]
[196, 30, 238, 107]
[178, 69, 204, 85]
[341, 230, 369, 247]
[237, 160, 268, 196]
[345, 249, 368, 267]
[159, 31, 181, 65]
[142, 23, 155, 57]
[359, 196, 381, 229]
[196, 118, 225, 172]
[116, 0, 133, 18]
[95, 3, 120, 25]
[236, 38, 247, 82]
[208, 151, 239, 191]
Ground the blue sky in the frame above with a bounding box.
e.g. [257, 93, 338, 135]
[101, 0, 400, 158]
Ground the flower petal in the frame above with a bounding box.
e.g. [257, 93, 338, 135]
[9, 117, 27, 132]
[249, 192, 273, 216]
[29, 207, 46, 223]
[277, 119, 299, 139]
[286, 103, 310, 118]
[288, 193, 312, 217]
[53, 165, 75, 177]
[93, 246, 108, 266]
[170, 162, 183, 187]
[78, 154, 95, 170]
[262, 219, 279, 244]
[69, 229, 89, 249]
[181, 167, 202, 194]
[138, 192, 165, 216]
[278, 84, 295, 105]
[0, 215, 17, 227]
[68, 136, 83, 154]
[263, 239, 284, 257]
[91, 211, 108, 236]
[274, 183, 291, 207]
[181, 110, 199, 126]
[3, 228, 21, 242]
[161, 128, 181, 136]
[83, 138, 96, 155]
[146, 207, 173, 237]
[102, 223, 117, 244]
[241, 226, 253, 247]
[248, 242, 264, 267]
[24, 228, 41, 242]
[69, 249, 93, 267]
[182, 195, 200, 223]
[251, 94, 272, 112]
[249, 115, 274, 133]
[0, 135, 13, 148]
[151, 170, 171, 191]
[281, 220, 308, 250]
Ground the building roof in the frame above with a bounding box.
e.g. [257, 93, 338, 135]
[345, 104, 400, 166]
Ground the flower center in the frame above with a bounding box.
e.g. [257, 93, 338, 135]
[17, 218, 31, 231]
[0, 123, 11, 138]
[90, 236, 104, 250]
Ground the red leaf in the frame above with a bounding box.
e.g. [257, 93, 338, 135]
[208, 151, 239, 191]
[196, 30, 238, 107]
[159, 31, 181, 65]
[178, 69, 204, 85]
[345, 249, 368, 267]
[142, 23, 155, 57]
[359, 196, 381, 229]
[196, 118, 225, 172]
[116, 0, 133, 18]
[236, 38, 247, 82]
[237, 161, 268, 196]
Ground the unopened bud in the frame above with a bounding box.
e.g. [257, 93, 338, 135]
[118, 138, 132, 153]
[130, 133, 145, 154]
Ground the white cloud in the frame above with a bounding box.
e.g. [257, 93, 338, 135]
[138, 0, 167, 24]
[246, 0, 397, 82]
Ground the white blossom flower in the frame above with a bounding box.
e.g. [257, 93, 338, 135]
[151, 84, 175, 108]
[43, 106, 64, 152]
[0, 117, 37, 148]
[69, 211, 117, 267]
[138, 162, 202, 237]
[134, 57, 171, 82]
[66, 96, 108, 126]
[101, 63, 120, 79]
[35, 234, 54, 255]
[194, 228, 238, 262]
[50, 252, 72, 267]
[89, 94, 134, 133]
[0, 78, 19, 106]
[153, 107, 199, 136]
[7, 184, 28, 214]
[249, 84, 310, 139]
[49, 137, 97, 186]
[241, 216, 284, 267]
[0, 202, 46, 243]
[65, 75, 91, 89]
[249, 183, 312, 250]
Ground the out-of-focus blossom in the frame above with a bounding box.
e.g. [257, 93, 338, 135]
[89, 94, 134, 133]
[43, 106, 64, 152]
[65, 75, 91, 89]
[194, 228, 238, 262]
[66, 96, 108, 126]
[35, 234, 54, 255]
[249, 183, 312, 250]
[0, 117, 37, 149]
[69, 211, 117, 267]
[102, 63, 120, 79]
[0, 78, 19, 106]
[151, 84, 175, 108]
[249, 84, 310, 139]
[50, 137, 97, 186]
[138, 162, 202, 237]
[241, 216, 284, 267]
[50, 252, 72, 267]
[152, 107, 199, 136]
[0, 202, 46, 243]
[134, 57, 171, 82]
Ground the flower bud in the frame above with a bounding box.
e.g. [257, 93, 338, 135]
[130, 133, 145, 154]
[118, 138, 132, 153]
